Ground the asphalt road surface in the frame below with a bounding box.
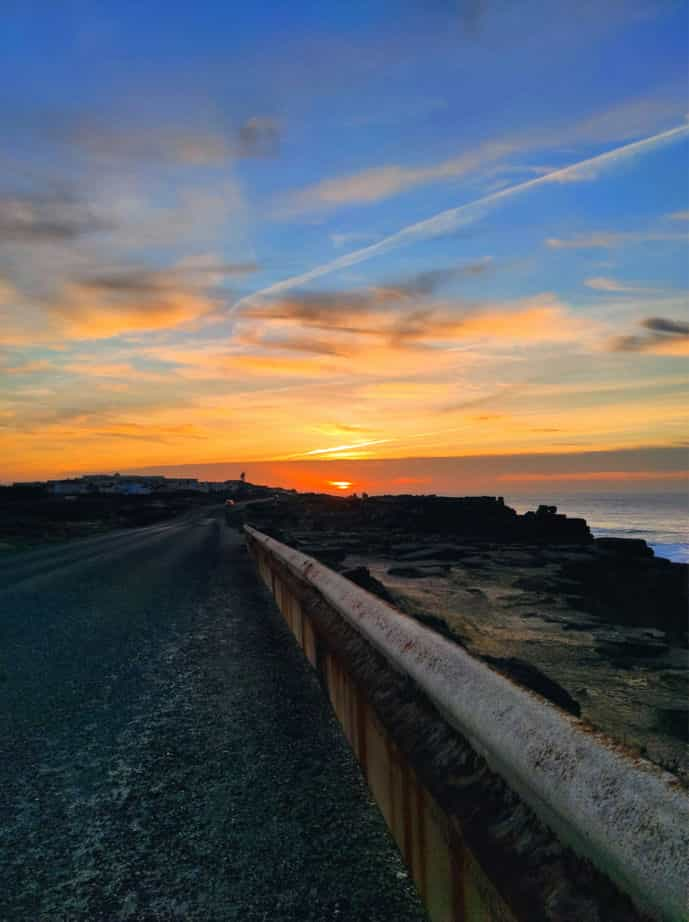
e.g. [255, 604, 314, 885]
[0, 507, 426, 922]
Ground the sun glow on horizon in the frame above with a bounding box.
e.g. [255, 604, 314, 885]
[328, 480, 353, 491]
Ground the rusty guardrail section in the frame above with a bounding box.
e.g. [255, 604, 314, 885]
[245, 525, 689, 922]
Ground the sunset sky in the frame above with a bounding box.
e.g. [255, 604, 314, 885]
[1, 2, 687, 493]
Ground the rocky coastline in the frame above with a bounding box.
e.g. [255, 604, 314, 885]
[239, 492, 689, 782]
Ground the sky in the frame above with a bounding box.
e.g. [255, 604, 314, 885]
[1, 1, 688, 494]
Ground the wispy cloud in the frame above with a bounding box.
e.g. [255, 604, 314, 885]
[0, 357, 54, 376]
[609, 316, 689, 355]
[584, 276, 660, 293]
[377, 258, 493, 296]
[239, 259, 493, 328]
[293, 438, 392, 458]
[51, 113, 281, 165]
[282, 138, 518, 212]
[234, 122, 689, 312]
[548, 229, 688, 249]
[238, 286, 588, 359]
[280, 95, 687, 214]
[440, 383, 523, 413]
[0, 193, 112, 242]
[78, 261, 257, 294]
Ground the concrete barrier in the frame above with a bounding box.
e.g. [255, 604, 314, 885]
[245, 525, 689, 922]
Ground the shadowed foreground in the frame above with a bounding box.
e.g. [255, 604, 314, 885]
[0, 509, 425, 921]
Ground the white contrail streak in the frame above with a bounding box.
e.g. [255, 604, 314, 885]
[231, 123, 688, 312]
[295, 438, 391, 457]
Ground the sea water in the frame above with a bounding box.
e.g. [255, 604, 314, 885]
[507, 492, 689, 563]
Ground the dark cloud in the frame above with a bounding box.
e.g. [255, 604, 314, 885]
[241, 261, 489, 328]
[377, 259, 492, 297]
[242, 290, 377, 326]
[0, 194, 111, 242]
[643, 316, 689, 336]
[80, 262, 258, 295]
[80, 270, 173, 295]
[611, 335, 646, 352]
[609, 315, 689, 353]
[185, 261, 259, 277]
[388, 309, 440, 344]
[241, 297, 464, 352]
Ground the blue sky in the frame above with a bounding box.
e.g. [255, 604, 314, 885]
[0, 1, 687, 485]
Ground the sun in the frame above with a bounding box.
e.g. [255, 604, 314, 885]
[328, 480, 353, 491]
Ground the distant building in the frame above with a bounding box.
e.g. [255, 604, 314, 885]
[160, 478, 203, 492]
[202, 480, 239, 493]
[117, 481, 152, 495]
[48, 473, 167, 496]
[47, 479, 90, 495]
[42, 473, 212, 496]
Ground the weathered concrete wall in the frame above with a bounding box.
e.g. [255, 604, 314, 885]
[246, 526, 689, 922]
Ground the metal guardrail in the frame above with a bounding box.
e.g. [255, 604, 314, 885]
[246, 525, 689, 922]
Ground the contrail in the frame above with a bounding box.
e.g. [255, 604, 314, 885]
[231, 122, 688, 312]
[285, 438, 392, 459]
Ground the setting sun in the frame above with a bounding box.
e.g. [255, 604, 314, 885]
[328, 481, 353, 491]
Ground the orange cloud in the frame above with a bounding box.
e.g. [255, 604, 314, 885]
[239, 291, 588, 360]
[51, 282, 217, 339]
[648, 338, 689, 356]
[1, 359, 54, 375]
[231, 354, 339, 377]
[422, 299, 585, 343]
[2, 265, 221, 344]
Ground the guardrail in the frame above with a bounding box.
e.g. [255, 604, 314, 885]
[245, 525, 689, 922]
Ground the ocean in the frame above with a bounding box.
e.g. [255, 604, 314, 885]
[506, 492, 689, 563]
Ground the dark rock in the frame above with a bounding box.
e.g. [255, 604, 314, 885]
[596, 640, 669, 664]
[561, 554, 688, 637]
[244, 491, 593, 545]
[388, 566, 445, 579]
[513, 575, 579, 593]
[341, 567, 396, 604]
[397, 545, 468, 562]
[656, 709, 689, 743]
[460, 557, 490, 569]
[595, 537, 654, 558]
[299, 545, 348, 567]
[411, 612, 463, 644]
[482, 656, 581, 717]
[521, 511, 592, 544]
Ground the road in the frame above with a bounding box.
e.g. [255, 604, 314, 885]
[0, 507, 426, 922]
